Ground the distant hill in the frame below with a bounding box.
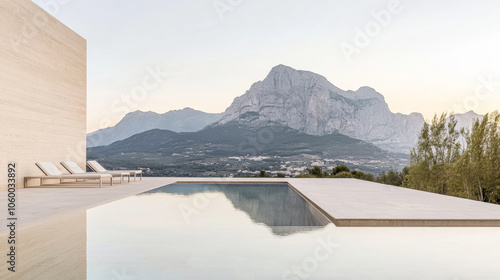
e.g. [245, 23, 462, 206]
[87, 122, 408, 177]
[87, 108, 222, 147]
[452, 111, 484, 130]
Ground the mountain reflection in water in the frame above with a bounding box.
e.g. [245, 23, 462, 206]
[141, 183, 331, 235]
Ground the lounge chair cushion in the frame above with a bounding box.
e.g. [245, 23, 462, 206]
[61, 161, 86, 174]
[87, 160, 107, 172]
[36, 162, 64, 176]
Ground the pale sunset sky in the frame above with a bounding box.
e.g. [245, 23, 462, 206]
[32, 0, 500, 133]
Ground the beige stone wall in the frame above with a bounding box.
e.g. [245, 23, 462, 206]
[0, 0, 87, 189]
[0, 211, 87, 279]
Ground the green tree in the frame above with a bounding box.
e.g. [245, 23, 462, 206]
[404, 111, 500, 204]
[258, 170, 269, 177]
[350, 170, 375, 181]
[306, 166, 328, 178]
[333, 171, 354, 178]
[450, 112, 500, 202]
[404, 113, 460, 194]
[296, 166, 375, 181]
[377, 168, 407, 186]
[332, 165, 350, 175]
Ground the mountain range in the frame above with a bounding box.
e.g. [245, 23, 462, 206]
[88, 123, 407, 177]
[453, 110, 483, 131]
[88, 65, 483, 153]
[87, 108, 222, 147]
[87, 65, 484, 176]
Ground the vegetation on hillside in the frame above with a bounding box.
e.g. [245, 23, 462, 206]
[295, 165, 375, 181]
[88, 123, 406, 177]
[404, 112, 500, 204]
[294, 111, 500, 204]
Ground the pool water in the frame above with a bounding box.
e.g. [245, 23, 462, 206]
[87, 183, 500, 280]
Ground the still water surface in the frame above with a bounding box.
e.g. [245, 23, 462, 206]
[87, 183, 500, 279]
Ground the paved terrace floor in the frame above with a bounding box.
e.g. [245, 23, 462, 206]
[1, 177, 500, 235]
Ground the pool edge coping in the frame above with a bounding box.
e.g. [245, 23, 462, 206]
[173, 180, 500, 227]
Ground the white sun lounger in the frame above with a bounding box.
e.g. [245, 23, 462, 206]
[24, 162, 113, 188]
[87, 160, 143, 181]
[61, 161, 130, 184]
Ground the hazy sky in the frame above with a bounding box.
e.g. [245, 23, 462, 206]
[32, 0, 500, 133]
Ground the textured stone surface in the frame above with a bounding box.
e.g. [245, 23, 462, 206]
[1, 177, 499, 233]
[216, 65, 425, 153]
[0, 0, 87, 190]
[0, 212, 86, 279]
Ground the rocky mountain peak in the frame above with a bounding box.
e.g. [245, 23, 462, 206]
[216, 65, 425, 153]
[261, 64, 338, 94]
[348, 86, 385, 102]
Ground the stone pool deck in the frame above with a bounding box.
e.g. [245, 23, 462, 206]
[1, 177, 500, 235]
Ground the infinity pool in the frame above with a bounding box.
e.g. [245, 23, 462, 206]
[87, 183, 500, 279]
